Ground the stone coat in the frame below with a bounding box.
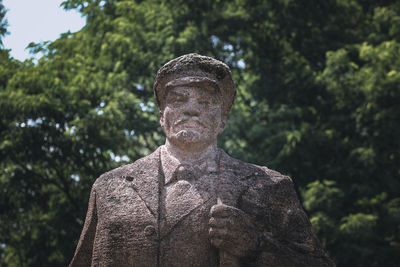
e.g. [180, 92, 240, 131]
[70, 146, 334, 266]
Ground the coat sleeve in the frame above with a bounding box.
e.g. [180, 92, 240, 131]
[242, 174, 335, 267]
[69, 185, 98, 267]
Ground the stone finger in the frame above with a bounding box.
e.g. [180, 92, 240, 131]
[210, 204, 233, 218]
[209, 227, 228, 238]
[209, 217, 230, 227]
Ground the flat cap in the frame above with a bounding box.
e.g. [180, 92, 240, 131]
[154, 53, 236, 115]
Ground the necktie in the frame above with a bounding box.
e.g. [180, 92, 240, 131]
[172, 164, 203, 183]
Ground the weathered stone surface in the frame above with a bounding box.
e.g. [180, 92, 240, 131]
[70, 54, 335, 266]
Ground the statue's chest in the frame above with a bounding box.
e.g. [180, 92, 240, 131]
[96, 182, 157, 232]
[159, 175, 218, 237]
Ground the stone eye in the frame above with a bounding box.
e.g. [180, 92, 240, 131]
[170, 95, 185, 103]
[199, 100, 210, 105]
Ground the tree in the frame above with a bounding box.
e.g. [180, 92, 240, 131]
[215, 1, 400, 266]
[1, 0, 399, 266]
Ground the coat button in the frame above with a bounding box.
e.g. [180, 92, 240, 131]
[144, 225, 156, 236]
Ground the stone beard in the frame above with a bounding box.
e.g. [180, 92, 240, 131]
[70, 54, 335, 267]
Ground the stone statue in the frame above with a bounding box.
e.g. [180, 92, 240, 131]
[70, 54, 335, 266]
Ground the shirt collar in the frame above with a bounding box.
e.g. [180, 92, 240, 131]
[160, 145, 219, 185]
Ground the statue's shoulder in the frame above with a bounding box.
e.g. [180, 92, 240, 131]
[219, 149, 293, 188]
[93, 147, 161, 189]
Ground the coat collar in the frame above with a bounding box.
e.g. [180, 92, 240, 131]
[123, 146, 264, 229]
[160, 145, 219, 185]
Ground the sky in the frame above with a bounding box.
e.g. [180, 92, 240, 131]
[2, 0, 86, 61]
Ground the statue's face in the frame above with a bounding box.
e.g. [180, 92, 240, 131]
[160, 86, 226, 148]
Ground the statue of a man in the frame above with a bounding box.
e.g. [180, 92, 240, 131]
[70, 54, 334, 266]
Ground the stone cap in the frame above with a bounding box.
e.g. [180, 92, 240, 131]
[154, 53, 236, 115]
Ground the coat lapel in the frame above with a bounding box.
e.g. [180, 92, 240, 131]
[217, 149, 257, 207]
[122, 147, 259, 238]
[125, 147, 163, 219]
[160, 149, 255, 238]
[160, 179, 207, 238]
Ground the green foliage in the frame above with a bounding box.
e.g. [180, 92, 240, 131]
[0, 0, 7, 45]
[1, 0, 400, 266]
[340, 213, 378, 237]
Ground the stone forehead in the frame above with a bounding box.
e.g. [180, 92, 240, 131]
[154, 53, 236, 114]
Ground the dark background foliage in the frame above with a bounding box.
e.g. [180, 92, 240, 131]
[1, 0, 399, 266]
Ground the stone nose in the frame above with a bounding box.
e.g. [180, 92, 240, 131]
[183, 99, 201, 116]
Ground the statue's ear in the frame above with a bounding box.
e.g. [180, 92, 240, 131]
[218, 115, 228, 135]
[159, 110, 165, 128]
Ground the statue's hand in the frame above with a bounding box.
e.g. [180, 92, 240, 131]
[209, 204, 258, 258]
